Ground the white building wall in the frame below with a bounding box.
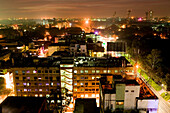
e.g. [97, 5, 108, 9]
[124, 85, 140, 110]
[104, 94, 116, 111]
[137, 99, 159, 110]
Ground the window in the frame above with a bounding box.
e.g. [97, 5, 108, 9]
[35, 83, 37, 85]
[85, 77, 88, 79]
[39, 89, 42, 91]
[131, 90, 134, 92]
[115, 70, 118, 73]
[45, 70, 48, 73]
[22, 71, 25, 75]
[74, 70, 77, 73]
[17, 89, 20, 91]
[46, 83, 49, 86]
[46, 89, 49, 91]
[92, 89, 95, 91]
[27, 83, 31, 86]
[74, 83, 77, 85]
[51, 82, 53, 86]
[28, 89, 31, 91]
[85, 94, 88, 97]
[15, 71, 18, 75]
[108, 70, 111, 73]
[96, 89, 99, 91]
[33, 70, 37, 73]
[80, 83, 84, 85]
[96, 70, 100, 73]
[103, 70, 107, 73]
[85, 70, 88, 73]
[49, 70, 52, 73]
[92, 76, 95, 80]
[35, 94, 38, 97]
[39, 83, 42, 86]
[116, 101, 124, 105]
[38, 77, 41, 80]
[81, 77, 84, 79]
[92, 94, 95, 97]
[35, 89, 38, 91]
[85, 83, 88, 85]
[96, 83, 99, 85]
[23, 83, 26, 85]
[38, 70, 41, 73]
[45, 77, 48, 79]
[85, 89, 88, 91]
[80, 70, 84, 73]
[23, 77, 26, 80]
[34, 77, 37, 80]
[16, 77, 19, 80]
[125, 90, 129, 92]
[26, 70, 30, 73]
[74, 77, 77, 79]
[92, 70, 95, 73]
[16, 83, 19, 85]
[24, 89, 27, 91]
[27, 77, 30, 79]
[81, 89, 84, 91]
[74, 89, 77, 91]
[92, 83, 95, 85]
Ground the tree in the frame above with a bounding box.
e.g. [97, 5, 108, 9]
[146, 49, 162, 70]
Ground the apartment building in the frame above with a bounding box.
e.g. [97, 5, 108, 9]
[73, 57, 133, 107]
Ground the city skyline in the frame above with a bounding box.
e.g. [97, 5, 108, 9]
[0, 0, 170, 19]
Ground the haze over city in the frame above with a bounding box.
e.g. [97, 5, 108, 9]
[0, 0, 170, 19]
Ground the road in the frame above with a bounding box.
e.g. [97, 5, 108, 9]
[139, 74, 170, 113]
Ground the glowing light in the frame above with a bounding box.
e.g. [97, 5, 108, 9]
[85, 20, 89, 24]
[138, 18, 142, 21]
[5, 72, 14, 89]
[121, 25, 126, 29]
[95, 31, 98, 35]
[136, 64, 139, 68]
[85, 94, 88, 98]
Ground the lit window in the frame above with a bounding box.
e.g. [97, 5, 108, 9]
[28, 89, 31, 91]
[35, 89, 38, 91]
[27, 77, 30, 79]
[74, 70, 77, 73]
[22, 71, 25, 74]
[23, 83, 26, 85]
[46, 89, 49, 91]
[74, 83, 77, 85]
[96, 70, 100, 73]
[96, 94, 99, 97]
[39, 83, 42, 86]
[85, 70, 88, 73]
[92, 70, 95, 73]
[51, 82, 53, 86]
[85, 94, 88, 97]
[74, 89, 77, 91]
[46, 94, 50, 98]
[103, 70, 107, 73]
[80, 83, 84, 85]
[33, 70, 37, 73]
[81, 95, 84, 97]
[46, 83, 49, 86]
[15, 71, 18, 74]
[92, 94, 95, 97]
[39, 94, 43, 97]
[116, 101, 124, 105]
[24, 89, 27, 91]
[38, 77, 41, 80]
[35, 94, 38, 97]
[27, 83, 30, 86]
[115, 70, 118, 73]
[16, 83, 19, 85]
[26, 70, 30, 73]
[17, 89, 20, 91]
[92, 76, 95, 79]
[51, 100, 54, 103]
[39, 89, 42, 91]
[81, 77, 84, 79]
[80, 70, 84, 73]
[108, 70, 111, 73]
[57, 100, 61, 103]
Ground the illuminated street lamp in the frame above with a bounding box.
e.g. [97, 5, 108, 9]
[136, 64, 139, 69]
[85, 20, 89, 24]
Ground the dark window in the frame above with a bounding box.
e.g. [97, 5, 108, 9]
[16, 77, 19, 80]
[45, 70, 48, 73]
[16, 83, 19, 85]
[92, 83, 95, 85]
[92, 89, 95, 91]
[85, 83, 88, 85]
[81, 77, 84, 79]
[45, 77, 48, 79]
[85, 89, 88, 91]
[34, 83, 37, 85]
[23, 77, 26, 80]
[74, 77, 77, 79]
[38, 70, 41, 73]
[131, 90, 134, 92]
[85, 77, 88, 79]
[49, 70, 52, 73]
[125, 90, 128, 92]
[96, 89, 99, 91]
[96, 83, 99, 85]
[56, 77, 60, 80]
[34, 77, 37, 80]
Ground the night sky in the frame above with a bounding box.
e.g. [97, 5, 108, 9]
[0, 0, 170, 19]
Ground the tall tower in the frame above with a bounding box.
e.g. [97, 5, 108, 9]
[149, 10, 153, 20]
[145, 12, 149, 20]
